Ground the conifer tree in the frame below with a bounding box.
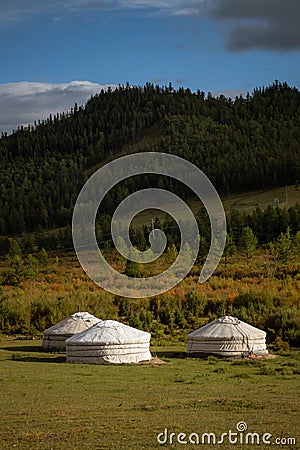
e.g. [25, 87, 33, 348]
[238, 227, 258, 263]
[269, 227, 294, 265]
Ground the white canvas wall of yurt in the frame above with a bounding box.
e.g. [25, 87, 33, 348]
[66, 319, 152, 364]
[188, 316, 268, 358]
[42, 312, 101, 353]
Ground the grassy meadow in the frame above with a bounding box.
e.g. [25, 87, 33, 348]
[0, 339, 299, 450]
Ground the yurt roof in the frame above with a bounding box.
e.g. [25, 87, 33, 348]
[188, 316, 266, 341]
[65, 320, 151, 346]
[43, 312, 101, 336]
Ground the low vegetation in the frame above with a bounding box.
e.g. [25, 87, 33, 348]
[0, 241, 299, 349]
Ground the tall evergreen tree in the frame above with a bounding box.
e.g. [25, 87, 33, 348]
[238, 227, 258, 263]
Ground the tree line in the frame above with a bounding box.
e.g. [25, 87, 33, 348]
[1, 201, 299, 256]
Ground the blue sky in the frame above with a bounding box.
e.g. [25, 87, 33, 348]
[0, 0, 299, 133]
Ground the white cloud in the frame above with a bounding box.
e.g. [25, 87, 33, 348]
[0, 81, 116, 134]
[0, 0, 60, 23]
[80, 0, 206, 15]
[211, 89, 247, 98]
[0, 0, 205, 23]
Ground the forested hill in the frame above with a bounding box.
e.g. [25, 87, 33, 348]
[0, 80, 300, 235]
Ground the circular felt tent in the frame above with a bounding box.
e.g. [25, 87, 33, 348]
[188, 316, 268, 357]
[66, 319, 152, 364]
[42, 312, 101, 353]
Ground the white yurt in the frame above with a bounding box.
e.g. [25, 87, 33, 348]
[66, 319, 152, 364]
[188, 316, 268, 357]
[42, 312, 101, 353]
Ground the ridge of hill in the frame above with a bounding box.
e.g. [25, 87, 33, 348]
[0, 80, 300, 236]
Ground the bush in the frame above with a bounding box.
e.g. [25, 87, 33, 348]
[272, 336, 290, 352]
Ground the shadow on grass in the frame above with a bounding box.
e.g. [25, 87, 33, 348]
[10, 355, 66, 363]
[153, 351, 187, 359]
[0, 345, 43, 352]
[0, 345, 66, 363]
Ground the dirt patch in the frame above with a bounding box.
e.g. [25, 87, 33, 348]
[244, 352, 277, 360]
[137, 357, 166, 365]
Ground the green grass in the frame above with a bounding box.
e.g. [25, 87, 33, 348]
[222, 185, 300, 212]
[0, 339, 299, 449]
[129, 185, 300, 228]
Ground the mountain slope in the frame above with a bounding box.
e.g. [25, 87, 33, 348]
[0, 81, 300, 235]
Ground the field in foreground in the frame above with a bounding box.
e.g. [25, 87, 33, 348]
[0, 339, 299, 449]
